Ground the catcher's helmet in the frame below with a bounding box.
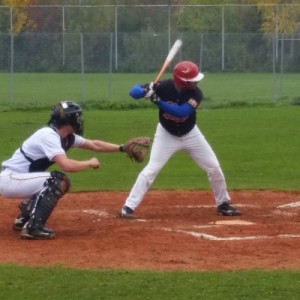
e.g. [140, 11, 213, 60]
[173, 61, 204, 89]
[48, 101, 84, 136]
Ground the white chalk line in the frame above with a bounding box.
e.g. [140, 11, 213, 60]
[82, 209, 109, 217]
[81, 210, 157, 223]
[175, 201, 300, 210]
[81, 200, 299, 218]
[81, 199, 299, 225]
[273, 210, 297, 217]
[277, 201, 300, 208]
[81, 208, 299, 241]
[174, 204, 258, 208]
[164, 228, 300, 241]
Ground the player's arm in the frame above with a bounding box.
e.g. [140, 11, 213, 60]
[157, 101, 196, 118]
[79, 139, 120, 152]
[78, 137, 150, 164]
[53, 153, 99, 172]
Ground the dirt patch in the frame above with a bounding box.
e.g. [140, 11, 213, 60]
[0, 191, 299, 271]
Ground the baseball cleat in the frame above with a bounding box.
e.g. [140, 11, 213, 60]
[20, 222, 55, 240]
[217, 202, 242, 216]
[12, 215, 30, 231]
[13, 216, 54, 233]
[119, 205, 135, 219]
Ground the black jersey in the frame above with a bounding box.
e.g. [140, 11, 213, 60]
[155, 79, 203, 137]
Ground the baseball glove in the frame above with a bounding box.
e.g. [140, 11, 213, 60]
[124, 136, 151, 163]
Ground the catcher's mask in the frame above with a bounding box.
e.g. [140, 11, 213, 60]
[48, 101, 84, 136]
[173, 61, 204, 89]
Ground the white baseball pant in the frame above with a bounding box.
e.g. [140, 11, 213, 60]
[0, 168, 50, 199]
[125, 123, 230, 210]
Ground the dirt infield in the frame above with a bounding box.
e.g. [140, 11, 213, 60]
[0, 190, 299, 271]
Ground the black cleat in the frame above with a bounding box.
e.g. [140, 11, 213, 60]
[20, 222, 55, 240]
[119, 205, 135, 219]
[217, 202, 242, 216]
[13, 216, 54, 233]
[12, 215, 30, 231]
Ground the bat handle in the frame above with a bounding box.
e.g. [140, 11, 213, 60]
[154, 65, 168, 83]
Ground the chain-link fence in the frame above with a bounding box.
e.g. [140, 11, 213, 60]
[0, 4, 299, 106]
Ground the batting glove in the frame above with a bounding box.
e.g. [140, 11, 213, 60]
[145, 82, 160, 104]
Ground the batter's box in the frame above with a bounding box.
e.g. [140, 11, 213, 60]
[163, 228, 300, 241]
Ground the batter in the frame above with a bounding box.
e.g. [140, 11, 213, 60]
[120, 61, 241, 218]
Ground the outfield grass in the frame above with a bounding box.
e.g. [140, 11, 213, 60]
[0, 72, 299, 108]
[0, 107, 299, 299]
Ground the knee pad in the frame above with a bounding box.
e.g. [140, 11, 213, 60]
[47, 170, 71, 194]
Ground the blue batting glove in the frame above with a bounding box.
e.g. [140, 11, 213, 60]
[129, 85, 145, 99]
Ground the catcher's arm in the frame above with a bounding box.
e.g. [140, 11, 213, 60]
[80, 139, 122, 152]
[81, 137, 150, 163]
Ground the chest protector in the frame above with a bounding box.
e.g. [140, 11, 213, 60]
[21, 133, 75, 172]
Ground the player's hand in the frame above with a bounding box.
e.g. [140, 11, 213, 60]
[89, 157, 100, 169]
[144, 82, 157, 98]
[145, 82, 160, 104]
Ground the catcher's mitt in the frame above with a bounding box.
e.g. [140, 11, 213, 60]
[123, 136, 151, 163]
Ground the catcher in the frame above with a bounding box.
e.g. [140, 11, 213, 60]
[0, 101, 150, 240]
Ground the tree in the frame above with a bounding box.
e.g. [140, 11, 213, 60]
[2, 0, 36, 32]
[242, 0, 300, 35]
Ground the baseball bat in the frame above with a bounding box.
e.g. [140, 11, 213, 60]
[154, 39, 182, 83]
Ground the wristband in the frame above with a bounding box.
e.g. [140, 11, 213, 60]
[119, 144, 125, 152]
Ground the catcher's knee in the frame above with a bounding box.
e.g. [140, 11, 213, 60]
[27, 171, 71, 228]
[47, 170, 71, 195]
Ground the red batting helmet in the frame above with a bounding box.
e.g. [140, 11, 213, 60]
[173, 61, 204, 89]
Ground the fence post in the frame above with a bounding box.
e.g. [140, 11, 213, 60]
[62, 6, 66, 66]
[272, 34, 277, 103]
[114, 5, 118, 71]
[280, 33, 284, 98]
[199, 33, 203, 71]
[9, 6, 14, 105]
[221, 5, 225, 71]
[80, 32, 86, 103]
[109, 33, 113, 101]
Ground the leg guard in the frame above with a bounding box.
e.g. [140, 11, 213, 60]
[18, 196, 36, 217]
[27, 171, 71, 230]
[13, 196, 36, 231]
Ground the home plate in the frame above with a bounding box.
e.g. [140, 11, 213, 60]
[209, 220, 254, 225]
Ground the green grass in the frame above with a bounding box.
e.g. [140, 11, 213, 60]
[0, 107, 299, 191]
[0, 72, 299, 108]
[1, 107, 299, 299]
[0, 265, 299, 300]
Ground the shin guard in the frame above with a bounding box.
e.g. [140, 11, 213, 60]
[27, 171, 71, 230]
